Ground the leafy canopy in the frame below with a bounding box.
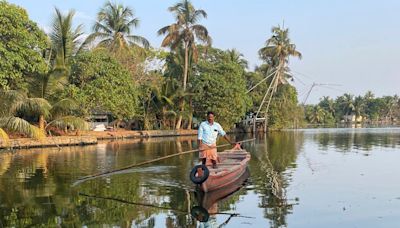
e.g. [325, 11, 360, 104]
[192, 48, 251, 128]
[67, 50, 139, 120]
[0, 1, 47, 90]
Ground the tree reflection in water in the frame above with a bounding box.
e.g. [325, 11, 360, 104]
[249, 131, 303, 228]
[0, 133, 305, 227]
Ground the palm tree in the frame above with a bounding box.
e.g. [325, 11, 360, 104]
[158, 0, 211, 129]
[0, 90, 88, 140]
[29, 8, 86, 102]
[364, 91, 374, 100]
[50, 8, 86, 74]
[382, 96, 397, 121]
[0, 90, 48, 140]
[319, 96, 336, 118]
[0, 9, 89, 142]
[226, 48, 248, 69]
[353, 96, 365, 121]
[309, 105, 326, 124]
[343, 93, 355, 116]
[29, 8, 88, 129]
[259, 25, 302, 85]
[87, 1, 149, 53]
[254, 25, 301, 131]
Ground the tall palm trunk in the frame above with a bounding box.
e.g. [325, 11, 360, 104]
[187, 98, 193, 130]
[162, 107, 167, 130]
[39, 115, 45, 131]
[183, 41, 189, 91]
[176, 42, 190, 130]
[175, 100, 184, 130]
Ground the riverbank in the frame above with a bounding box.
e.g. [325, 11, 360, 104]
[0, 130, 198, 150]
[80, 129, 197, 140]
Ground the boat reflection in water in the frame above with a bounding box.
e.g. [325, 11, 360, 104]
[191, 168, 250, 225]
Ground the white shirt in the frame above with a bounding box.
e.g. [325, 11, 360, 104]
[198, 121, 226, 145]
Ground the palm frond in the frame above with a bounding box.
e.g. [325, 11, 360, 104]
[127, 35, 150, 48]
[0, 117, 45, 140]
[46, 116, 89, 131]
[15, 98, 52, 118]
[0, 128, 9, 145]
[51, 98, 79, 118]
[157, 25, 171, 35]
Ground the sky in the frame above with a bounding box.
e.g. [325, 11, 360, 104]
[7, 0, 400, 104]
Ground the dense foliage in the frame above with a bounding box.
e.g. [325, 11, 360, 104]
[0, 0, 306, 140]
[305, 92, 400, 125]
[67, 50, 139, 120]
[0, 1, 47, 90]
[191, 48, 251, 128]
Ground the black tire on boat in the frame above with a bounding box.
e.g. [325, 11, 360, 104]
[191, 206, 210, 222]
[190, 164, 209, 185]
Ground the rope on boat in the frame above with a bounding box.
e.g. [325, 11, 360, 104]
[75, 138, 256, 183]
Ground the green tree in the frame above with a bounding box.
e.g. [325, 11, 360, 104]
[226, 48, 248, 69]
[0, 91, 46, 140]
[0, 1, 47, 90]
[319, 96, 336, 118]
[87, 1, 149, 53]
[67, 50, 139, 120]
[27, 8, 86, 130]
[0, 90, 88, 140]
[259, 25, 301, 85]
[353, 95, 365, 121]
[158, 0, 211, 129]
[268, 84, 304, 129]
[309, 105, 326, 124]
[256, 25, 301, 129]
[50, 8, 86, 76]
[191, 48, 250, 128]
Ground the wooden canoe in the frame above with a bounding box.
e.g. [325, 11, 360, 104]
[197, 168, 250, 210]
[199, 149, 251, 192]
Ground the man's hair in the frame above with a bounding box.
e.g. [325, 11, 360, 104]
[207, 111, 215, 116]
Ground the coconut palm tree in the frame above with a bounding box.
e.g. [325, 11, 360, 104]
[342, 93, 355, 116]
[259, 25, 302, 86]
[353, 96, 365, 121]
[364, 91, 375, 100]
[50, 8, 86, 74]
[87, 1, 149, 53]
[226, 48, 248, 69]
[29, 8, 86, 101]
[319, 96, 336, 118]
[253, 25, 301, 131]
[0, 90, 88, 140]
[28, 8, 88, 130]
[309, 105, 326, 124]
[158, 0, 211, 129]
[0, 90, 48, 140]
[382, 96, 398, 121]
[158, 0, 211, 91]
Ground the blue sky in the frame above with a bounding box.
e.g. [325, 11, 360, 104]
[8, 0, 400, 104]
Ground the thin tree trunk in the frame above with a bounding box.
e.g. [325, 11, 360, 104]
[39, 115, 45, 131]
[183, 42, 189, 91]
[176, 42, 189, 130]
[162, 107, 167, 130]
[187, 99, 193, 130]
[175, 100, 183, 130]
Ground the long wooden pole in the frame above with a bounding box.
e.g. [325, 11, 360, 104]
[75, 138, 256, 182]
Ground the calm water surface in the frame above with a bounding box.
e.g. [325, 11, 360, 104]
[1, 128, 400, 227]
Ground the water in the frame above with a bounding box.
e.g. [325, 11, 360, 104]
[1, 129, 400, 227]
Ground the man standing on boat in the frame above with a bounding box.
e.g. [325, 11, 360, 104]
[198, 111, 235, 168]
